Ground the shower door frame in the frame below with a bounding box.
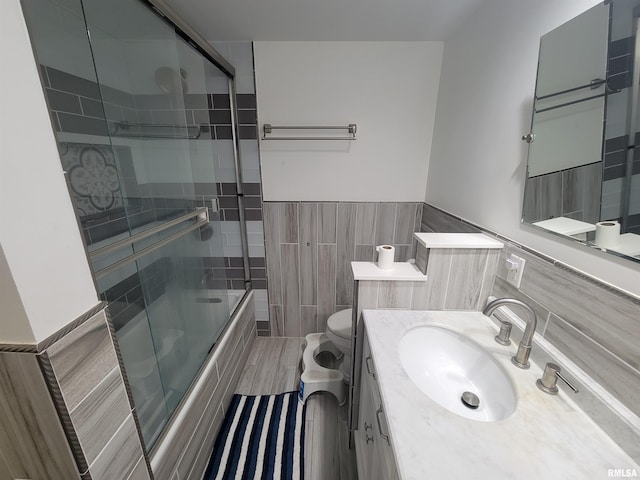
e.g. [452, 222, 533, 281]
[143, 0, 252, 290]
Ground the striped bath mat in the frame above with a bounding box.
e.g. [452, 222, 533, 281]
[204, 391, 306, 480]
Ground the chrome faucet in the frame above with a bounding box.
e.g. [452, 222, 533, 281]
[482, 298, 537, 369]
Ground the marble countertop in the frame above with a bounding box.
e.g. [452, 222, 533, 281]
[363, 310, 639, 480]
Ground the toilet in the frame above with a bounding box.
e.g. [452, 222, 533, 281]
[324, 308, 353, 381]
[298, 308, 353, 405]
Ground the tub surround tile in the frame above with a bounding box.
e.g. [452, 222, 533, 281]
[0, 352, 80, 480]
[69, 367, 130, 464]
[185, 404, 224, 480]
[89, 414, 143, 480]
[37, 305, 151, 479]
[47, 309, 118, 412]
[0, 455, 10, 480]
[127, 457, 151, 480]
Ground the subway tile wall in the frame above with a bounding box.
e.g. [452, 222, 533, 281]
[420, 202, 640, 461]
[41, 64, 257, 141]
[263, 202, 423, 337]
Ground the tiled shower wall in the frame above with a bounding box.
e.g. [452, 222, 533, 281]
[420, 202, 640, 460]
[263, 202, 423, 336]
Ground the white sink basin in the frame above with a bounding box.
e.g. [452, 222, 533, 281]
[398, 325, 516, 422]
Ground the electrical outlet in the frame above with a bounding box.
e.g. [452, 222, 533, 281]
[505, 254, 526, 288]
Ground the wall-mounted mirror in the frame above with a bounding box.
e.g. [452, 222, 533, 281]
[522, 0, 640, 263]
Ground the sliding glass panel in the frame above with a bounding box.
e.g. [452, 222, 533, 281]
[79, 0, 238, 448]
[22, 0, 245, 451]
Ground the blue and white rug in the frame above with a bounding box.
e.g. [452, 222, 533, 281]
[204, 392, 306, 480]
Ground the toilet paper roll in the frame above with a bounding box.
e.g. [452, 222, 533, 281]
[595, 221, 620, 249]
[376, 245, 395, 270]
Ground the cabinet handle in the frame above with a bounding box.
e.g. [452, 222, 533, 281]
[364, 422, 373, 432]
[366, 434, 374, 444]
[376, 406, 390, 445]
[365, 356, 376, 379]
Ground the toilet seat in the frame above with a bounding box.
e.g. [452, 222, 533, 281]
[326, 308, 352, 351]
[327, 308, 352, 339]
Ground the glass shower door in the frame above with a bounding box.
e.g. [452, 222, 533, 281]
[79, 0, 237, 448]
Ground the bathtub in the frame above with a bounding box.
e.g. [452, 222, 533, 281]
[116, 288, 248, 446]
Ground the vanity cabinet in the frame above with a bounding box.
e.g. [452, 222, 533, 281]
[355, 331, 399, 480]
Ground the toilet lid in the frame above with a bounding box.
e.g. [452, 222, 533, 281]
[327, 309, 352, 339]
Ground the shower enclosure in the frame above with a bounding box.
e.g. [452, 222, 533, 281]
[21, 0, 251, 449]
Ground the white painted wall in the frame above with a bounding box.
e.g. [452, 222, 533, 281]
[254, 42, 443, 202]
[426, 0, 640, 296]
[0, 246, 35, 344]
[0, 0, 98, 343]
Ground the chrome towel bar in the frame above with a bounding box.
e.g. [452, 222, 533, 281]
[262, 123, 357, 140]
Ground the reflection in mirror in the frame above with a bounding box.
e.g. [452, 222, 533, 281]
[522, 1, 640, 262]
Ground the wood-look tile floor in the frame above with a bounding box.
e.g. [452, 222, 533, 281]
[236, 337, 358, 480]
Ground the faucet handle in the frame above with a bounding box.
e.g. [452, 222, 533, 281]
[495, 321, 512, 346]
[536, 363, 579, 395]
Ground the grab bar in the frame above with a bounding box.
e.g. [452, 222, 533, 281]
[534, 93, 605, 114]
[262, 123, 357, 140]
[536, 78, 610, 101]
[111, 121, 203, 139]
[89, 207, 208, 260]
[93, 209, 209, 279]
